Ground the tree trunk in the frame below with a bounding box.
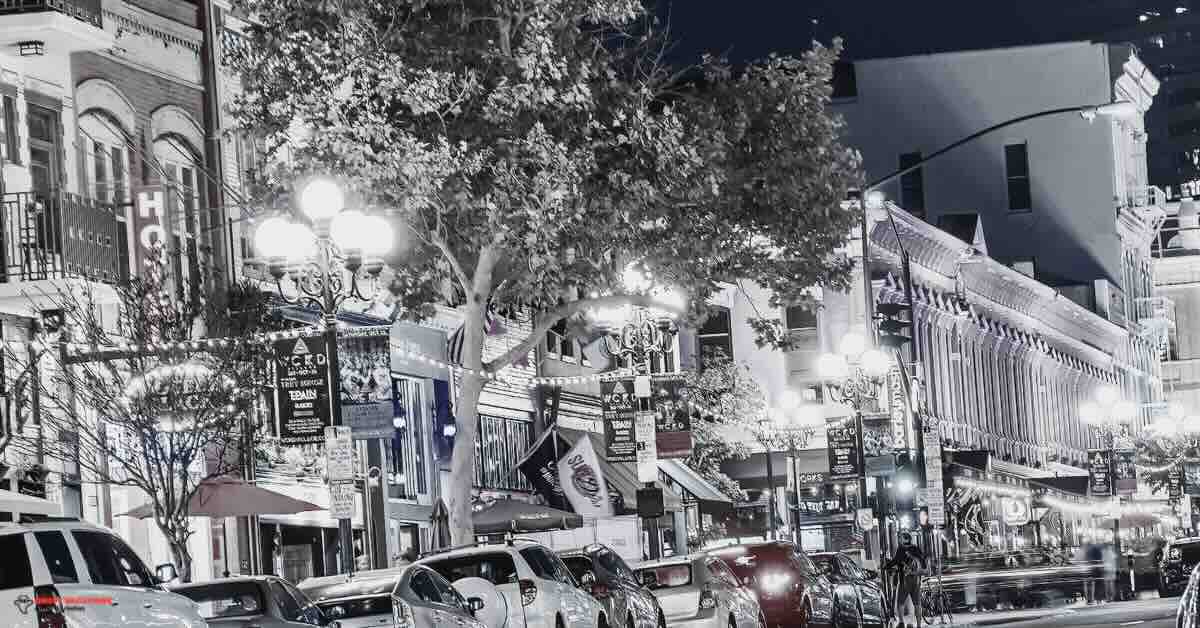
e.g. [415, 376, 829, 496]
[447, 299, 488, 546]
[159, 520, 194, 583]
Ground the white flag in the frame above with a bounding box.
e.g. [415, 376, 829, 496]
[558, 436, 613, 520]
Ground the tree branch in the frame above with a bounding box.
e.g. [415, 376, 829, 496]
[484, 293, 682, 373]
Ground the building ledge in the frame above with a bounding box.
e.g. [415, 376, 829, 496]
[0, 9, 112, 55]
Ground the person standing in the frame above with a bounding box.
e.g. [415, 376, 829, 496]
[885, 531, 927, 628]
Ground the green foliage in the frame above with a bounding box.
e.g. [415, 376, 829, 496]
[227, 0, 863, 348]
[682, 354, 772, 501]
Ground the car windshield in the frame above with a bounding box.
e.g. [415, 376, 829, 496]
[300, 576, 398, 603]
[173, 581, 265, 620]
[315, 596, 392, 620]
[1177, 543, 1200, 563]
[562, 556, 593, 583]
[719, 548, 801, 581]
[808, 555, 836, 577]
[425, 553, 519, 586]
[637, 563, 692, 589]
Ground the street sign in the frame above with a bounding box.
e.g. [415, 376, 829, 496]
[1088, 449, 1112, 496]
[826, 423, 862, 480]
[329, 480, 355, 519]
[325, 426, 354, 483]
[923, 425, 945, 525]
[635, 411, 658, 483]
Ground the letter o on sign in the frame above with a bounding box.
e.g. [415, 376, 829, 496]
[140, 224, 165, 250]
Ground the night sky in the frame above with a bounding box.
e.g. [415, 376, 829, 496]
[660, 0, 1189, 65]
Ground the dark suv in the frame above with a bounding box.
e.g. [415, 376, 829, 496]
[1160, 537, 1200, 597]
[712, 541, 835, 628]
[559, 545, 664, 628]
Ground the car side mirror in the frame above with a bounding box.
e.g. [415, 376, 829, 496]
[580, 571, 597, 587]
[467, 597, 485, 616]
[640, 571, 658, 589]
[154, 563, 178, 584]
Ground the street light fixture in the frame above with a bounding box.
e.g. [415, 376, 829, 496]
[254, 177, 396, 575]
[1080, 385, 1136, 558]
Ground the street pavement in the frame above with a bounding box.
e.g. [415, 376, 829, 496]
[939, 597, 1181, 628]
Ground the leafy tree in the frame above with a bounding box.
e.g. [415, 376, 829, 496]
[228, 0, 862, 542]
[683, 354, 770, 501]
[3, 248, 273, 581]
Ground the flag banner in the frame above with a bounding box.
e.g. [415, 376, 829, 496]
[650, 376, 692, 459]
[558, 436, 613, 519]
[1186, 463, 1200, 496]
[601, 379, 637, 462]
[1114, 449, 1137, 496]
[274, 336, 332, 445]
[1169, 466, 1183, 499]
[1088, 449, 1112, 497]
[826, 423, 862, 480]
[338, 326, 393, 439]
[517, 428, 572, 511]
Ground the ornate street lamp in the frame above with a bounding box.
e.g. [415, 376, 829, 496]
[254, 177, 396, 575]
[1079, 384, 1138, 557]
[765, 392, 825, 543]
[593, 265, 682, 373]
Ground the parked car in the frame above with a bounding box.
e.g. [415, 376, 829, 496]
[173, 576, 336, 628]
[634, 553, 764, 628]
[298, 565, 487, 628]
[0, 517, 207, 628]
[711, 541, 833, 628]
[808, 552, 885, 628]
[1178, 564, 1200, 628]
[1162, 537, 1200, 597]
[560, 544, 664, 628]
[418, 539, 605, 628]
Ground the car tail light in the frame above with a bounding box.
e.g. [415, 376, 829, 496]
[34, 585, 66, 628]
[520, 579, 538, 606]
[699, 585, 717, 611]
[591, 583, 611, 600]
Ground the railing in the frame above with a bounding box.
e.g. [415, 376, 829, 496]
[1118, 185, 1168, 245]
[1135, 296, 1176, 357]
[0, 0, 102, 28]
[0, 190, 120, 284]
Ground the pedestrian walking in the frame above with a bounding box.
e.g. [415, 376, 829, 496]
[1084, 542, 1103, 604]
[885, 531, 927, 628]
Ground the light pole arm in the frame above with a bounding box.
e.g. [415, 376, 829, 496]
[866, 105, 1103, 191]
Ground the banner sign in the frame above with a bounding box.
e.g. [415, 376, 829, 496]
[1088, 449, 1112, 497]
[636, 411, 659, 483]
[275, 336, 332, 445]
[337, 327, 393, 439]
[558, 436, 613, 519]
[324, 426, 354, 482]
[650, 376, 693, 459]
[826, 423, 862, 480]
[1169, 467, 1184, 499]
[601, 379, 637, 462]
[517, 429, 571, 511]
[888, 366, 908, 446]
[923, 424, 946, 526]
[1114, 450, 1137, 496]
[1186, 463, 1200, 496]
[862, 414, 897, 477]
[133, 186, 167, 274]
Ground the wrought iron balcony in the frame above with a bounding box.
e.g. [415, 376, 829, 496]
[0, 0, 101, 28]
[0, 190, 120, 284]
[1135, 295, 1176, 357]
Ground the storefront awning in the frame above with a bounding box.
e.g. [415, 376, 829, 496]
[658, 459, 731, 505]
[722, 448, 827, 490]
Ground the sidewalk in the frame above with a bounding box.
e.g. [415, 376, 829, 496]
[930, 600, 1090, 627]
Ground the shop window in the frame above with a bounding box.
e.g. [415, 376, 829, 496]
[389, 377, 428, 499]
[474, 414, 533, 491]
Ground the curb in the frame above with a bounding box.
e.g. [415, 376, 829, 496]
[953, 609, 1077, 627]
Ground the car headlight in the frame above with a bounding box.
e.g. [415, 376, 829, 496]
[1172, 548, 1183, 561]
[761, 573, 791, 593]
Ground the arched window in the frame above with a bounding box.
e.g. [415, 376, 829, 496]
[78, 113, 130, 204]
[153, 137, 203, 296]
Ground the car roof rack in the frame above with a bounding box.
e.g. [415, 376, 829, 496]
[18, 515, 81, 524]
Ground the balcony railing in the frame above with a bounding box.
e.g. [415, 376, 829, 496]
[1135, 296, 1176, 357]
[0, 190, 120, 284]
[0, 0, 102, 28]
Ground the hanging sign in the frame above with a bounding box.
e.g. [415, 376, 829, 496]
[1114, 450, 1137, 496]
[1170, 466, 1184, 499]
[132, 186, 167, 274]
[324, 426, 354, 483]
[635, 411, 659, 483]
[923, 424, 946, 526]
[650, 376, 692, 459]
[329, 481, 355, 520]
[1186, 463, 1200, 496]
[275, 336, 332, 445]
[337, 326, 393, 439]
[1087, 449, 1112, 497]
[826, 423, 862, 481]
[601, 379, 637, 462]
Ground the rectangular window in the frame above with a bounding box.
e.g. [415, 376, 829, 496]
[899, 152, 925, 217]
[111, 146, 125, 203]
[545, 319, 575, 360]
[0, 533, 32, 589]
[34, 531, 78, 584]
[785, 305, 818, 330]
[389, 377, 428, 500]
[697, 307, 733, 364]
[2, 95, 17, 164]
[1005, 143, 1032, 211]
[93, 141, 108, 202]
[474, 414, 533, 491]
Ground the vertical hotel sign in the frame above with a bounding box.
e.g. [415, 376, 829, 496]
[274, 335, 332, 445]
[887, 366, 908, 447]
[133, 186, 167, 271]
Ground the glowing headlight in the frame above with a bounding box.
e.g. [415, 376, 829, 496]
[761, 573, 791, 592]
[1170, 548, 1182, 561]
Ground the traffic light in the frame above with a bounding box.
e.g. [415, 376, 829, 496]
[876, 302, 912, 350]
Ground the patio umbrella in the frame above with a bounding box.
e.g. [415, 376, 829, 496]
[472, 499, 582, 535]
[430, 498, 451, 550]
[118, 476, 322, 578]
